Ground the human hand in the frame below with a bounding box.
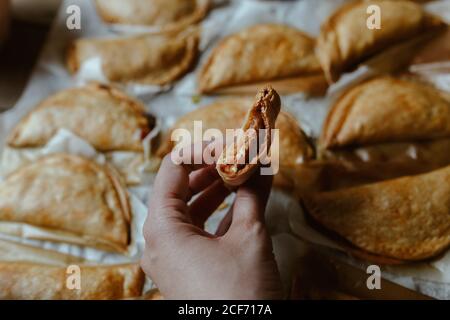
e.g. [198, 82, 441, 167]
[141, 145, 283, 300]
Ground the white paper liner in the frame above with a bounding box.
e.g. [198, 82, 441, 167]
[0, 0, 449, 299]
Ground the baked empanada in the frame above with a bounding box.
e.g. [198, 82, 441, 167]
[302, 165, 450, 261]
[320, 77, 450, 149]
[216, 86, 281, 187]
[7, 84, 154, 152]
[0, 239, 85, 266]
[317, 0, 444, 82]
[67, 29, 198, 86]
[199, 24, 327, 95]
[313, 77, 450, 191]
[157, 97, 314, 189]
[0, 154, 130, 252]
[95, 0, 209, 31]
[0, 262, 144, 300]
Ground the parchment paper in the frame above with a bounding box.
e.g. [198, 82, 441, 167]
[0, 0, 449, 299]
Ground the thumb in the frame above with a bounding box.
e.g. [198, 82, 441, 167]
[229, 173, 273, 229]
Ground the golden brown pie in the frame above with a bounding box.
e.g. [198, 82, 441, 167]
[157, 97, 314, 189]
[94, 0, 209, 32]
[157, 99, 251, 157]
[302, 165, 450, 261]
[316, 0, 444, 82]
[0, 262, 144, 300]
[198, 24, 327, 95]
[320, 77, 450, 149]
[67, 29, 199, 86]
[7, 83, 154, 152]
[0, 154, 130, 253]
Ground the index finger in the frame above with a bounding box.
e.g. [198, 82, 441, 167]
[152, 143, 210, 207]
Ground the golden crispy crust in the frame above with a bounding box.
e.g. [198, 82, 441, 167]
[7, 83, 153, 152]
[317, 0, 445, 82]
[0, 154, 130, 252]
[302, 165, 450, 261]
[157, 99, 314, 166]
[199, 24, 324, 94]
[320, 77, 450, 149]
[94, 0, 209, 32]
[0, 262, 144, 300]
[67, 29, 199, 86]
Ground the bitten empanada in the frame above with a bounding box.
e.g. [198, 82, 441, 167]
[0, 154, 130, 252]
[94, 0, 209, 32]
[0, 262, 144, 300]
[157, 97, 314, 189]
[320, 77, 450, 149]
[199, 24, 327, 95]
[67, 29, 198, 86]
[317, 0, 444, 82]
[216, 86, 281, 187]
[302, 165, 450, 261]
[7, 84, 154, 152]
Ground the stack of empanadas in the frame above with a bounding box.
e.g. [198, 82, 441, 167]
[67, 29, 199, 86]
[317, 0, 445, 82]
[157, 96, 314, 189]
[0, 154, 131, 253]
[4, 83, 156, 183]
[198, 24, 328, 96]
[94, 0, 210, 33]
[316, 76, 450, 190]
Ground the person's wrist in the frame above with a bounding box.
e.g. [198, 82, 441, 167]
[0, 0, 11, 46]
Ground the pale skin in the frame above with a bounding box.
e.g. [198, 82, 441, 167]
[141, 145, 283, 300]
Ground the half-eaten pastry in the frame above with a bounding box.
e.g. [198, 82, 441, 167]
[199, 24, 327, 95]
[216, 86, 281, 187]
[316, 0, 445, 82]
[156, 98, 314, 189]
[302, 165, 450, 262]
[94, 0, 210, 32]
[0, 154, 131, 253]
[67, 29, 198, 86]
